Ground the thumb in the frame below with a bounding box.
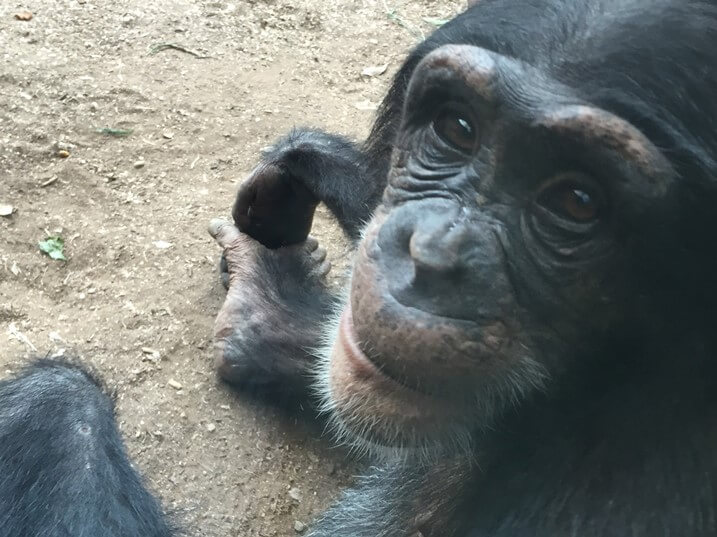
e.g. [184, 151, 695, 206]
[208, 218, 242, 249]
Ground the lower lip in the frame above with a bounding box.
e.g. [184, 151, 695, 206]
[336, 307, 382, 379]
[331, 307, 452, 430]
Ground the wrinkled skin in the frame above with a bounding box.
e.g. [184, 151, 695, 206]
[210, 220, 331, 393]
[211, 0, 717, 535]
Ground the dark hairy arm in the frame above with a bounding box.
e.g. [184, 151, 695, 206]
[309, 460, 475, 537]
[233, 128, 388, 247]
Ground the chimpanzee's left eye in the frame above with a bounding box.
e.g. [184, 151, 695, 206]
[432, 105, 480, 153]
[537, 173, 604, 223]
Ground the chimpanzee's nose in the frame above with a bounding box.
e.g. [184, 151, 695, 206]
[409, 216, 469, 274]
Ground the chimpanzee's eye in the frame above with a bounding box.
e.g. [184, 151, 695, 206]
[537, 174, 603, 223]
[433, 106, 479, 153]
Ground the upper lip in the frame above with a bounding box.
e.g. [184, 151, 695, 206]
[391, 293, 480, 325]
[378, 276, 483, 327]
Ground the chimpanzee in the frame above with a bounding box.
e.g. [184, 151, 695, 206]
[2, 0, 717, 535]
[210, 0, 717, 534]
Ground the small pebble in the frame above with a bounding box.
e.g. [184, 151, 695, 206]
[206, 423, 216, 432]
[288, 487, 302, 502]
[294, 521, 307, 533]
[134, 160, 145, 169]
[168, 379, 183, 390]
[57, 149, 70, 158]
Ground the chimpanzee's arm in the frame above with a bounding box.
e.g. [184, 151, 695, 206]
[233, 129, 388, 247]
[0, 360, 173, 536]
[308, 460, 474, 537]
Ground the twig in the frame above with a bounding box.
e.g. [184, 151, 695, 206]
[40, 176, 58, 188]
[96, 127, 134, 137]
[8, 322, 37, 352]
[149, 42, 211, 59]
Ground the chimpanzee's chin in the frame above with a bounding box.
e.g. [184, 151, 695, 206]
[320, 307, 475, 460]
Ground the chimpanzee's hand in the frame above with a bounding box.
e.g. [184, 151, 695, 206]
[232, 162, 319, 249]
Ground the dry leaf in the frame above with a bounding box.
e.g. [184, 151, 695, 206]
[354, 100, 379, 111]
[422, 17, 449, 27]
[14, 11, 33, 21]
[361, 64, 388, 77]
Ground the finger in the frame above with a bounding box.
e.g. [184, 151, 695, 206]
[233, 179, 257, 231]
[311, 247, 328, 265]
[208, 218, 242, 248]
[285, 235, 319, 254]
[304, 236, 319, 251]
[317, 260, 332, 279]
[220, 270, 230, 290]
[219, 254, 230, 290]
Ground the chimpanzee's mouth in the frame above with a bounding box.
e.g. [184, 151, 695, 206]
[336, 307, 422, 393]
[336, 307, 381, 376]
[326, 304, 474, 455]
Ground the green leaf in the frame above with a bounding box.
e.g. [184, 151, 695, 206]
[96, 127, 134, 137]
[38, 236, 67, 261]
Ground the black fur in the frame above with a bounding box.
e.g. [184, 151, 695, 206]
[0, 360, 174, 536]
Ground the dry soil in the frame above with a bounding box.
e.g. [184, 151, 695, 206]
[0, 1, 463, 535]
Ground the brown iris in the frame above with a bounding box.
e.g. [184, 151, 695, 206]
[433, 106, 479, 152]
[539, 176, 602, 222]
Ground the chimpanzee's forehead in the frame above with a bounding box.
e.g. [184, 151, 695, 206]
[455, 0, 677, 61]
[445, 0, 707, 91]
[424, 0, 717, 181]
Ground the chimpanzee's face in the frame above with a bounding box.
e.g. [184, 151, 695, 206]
[319, 45, 677, 459]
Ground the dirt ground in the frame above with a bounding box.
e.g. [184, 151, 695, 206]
[0, 0, 464, 535]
